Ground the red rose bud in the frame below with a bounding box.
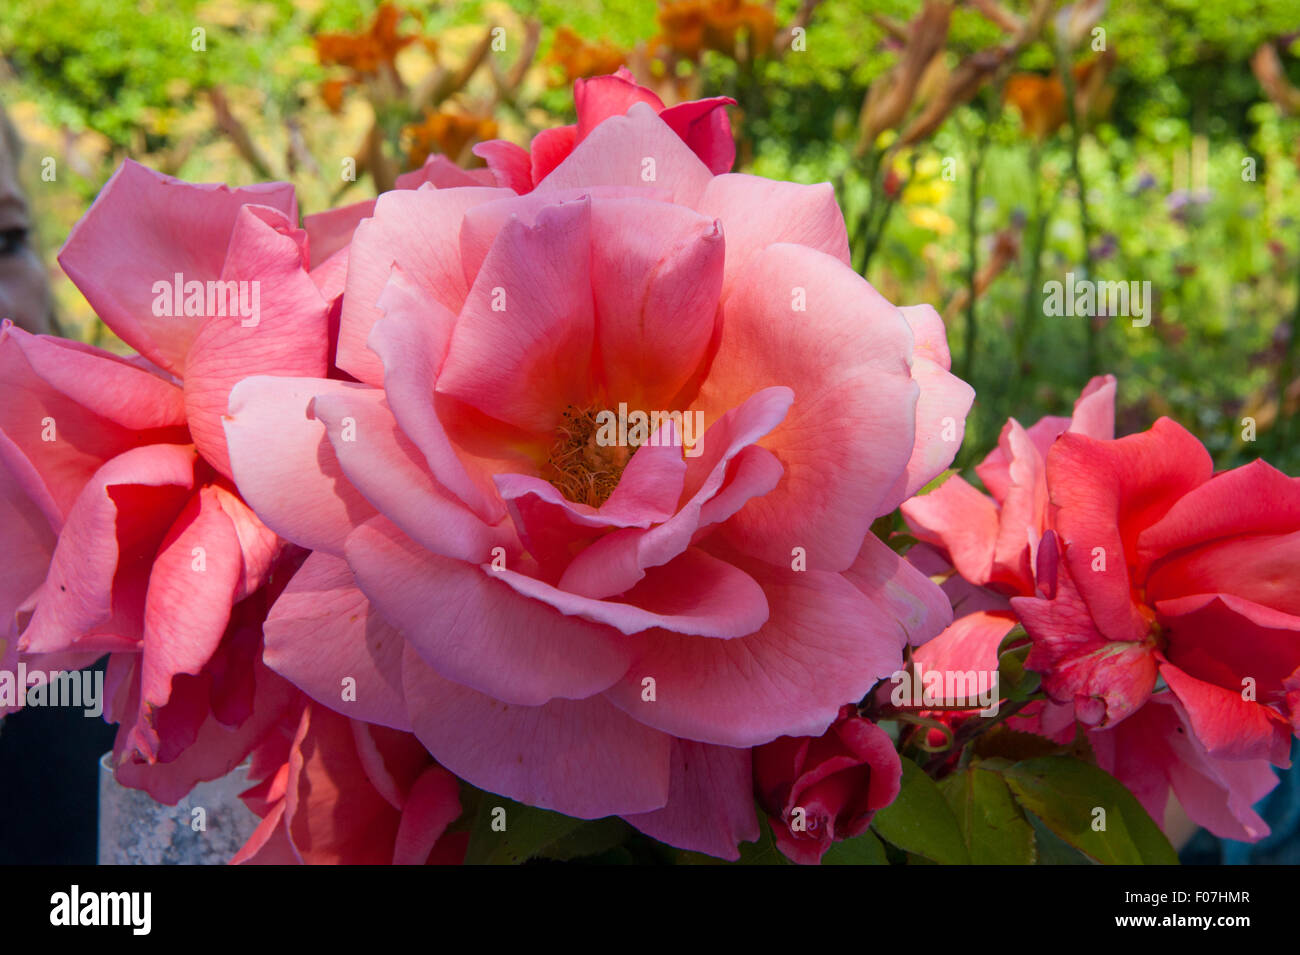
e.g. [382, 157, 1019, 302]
[753, 705, 902, 864]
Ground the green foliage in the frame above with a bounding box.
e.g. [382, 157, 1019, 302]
[1026, 810, 1095, 865]
[822, 829, 889, 865]
[872, 757, 971, 864]
[996, 756, 1179, 865]
[869, 754, 1175, 866]
[939, 761, 1037, 864]
[1, 0, 339, 146]
[997, 628, 1042, 703]
[464, 794, 587, 864]
[535, 816, 634, 861]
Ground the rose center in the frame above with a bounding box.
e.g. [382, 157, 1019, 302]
[547, 404, 634, 508]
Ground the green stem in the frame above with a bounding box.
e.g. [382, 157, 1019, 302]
[857, 151, 914, 276]
[1275, 237, 1300, 455]
[1015, 142, 1047, 369]
[960, 103, 992, 384]
[920, 697, 1035, 777]
[1058, 53, 1098, 377]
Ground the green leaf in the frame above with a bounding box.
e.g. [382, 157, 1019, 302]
[736, 813, 794, 865]
[996, 626, 1042, 702]
[871, 758, 971, 864]
[995, 756, 1179, 865]
[939, 762, 1036, 864]
[463, 795, 585, 865]
[886, 532, 919, 556]
[822, 829, 889, 865]
[972, 725, 1067, 762]
[536, 817, 632, 861]
[1026, 812, 1094, 865]
[996, 625, 1029, 657]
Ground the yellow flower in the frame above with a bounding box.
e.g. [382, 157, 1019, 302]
[906, 207, 957, 236]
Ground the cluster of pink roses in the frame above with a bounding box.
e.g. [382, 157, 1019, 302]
[1, 69, 1294, 864]
[903, 377, 1298, 843]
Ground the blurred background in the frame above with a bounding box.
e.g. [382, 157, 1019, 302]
[1, 0, 1298, 863]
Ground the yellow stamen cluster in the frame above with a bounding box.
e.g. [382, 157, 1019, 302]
[547, 404, 633, 508]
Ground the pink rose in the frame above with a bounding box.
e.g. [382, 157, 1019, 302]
[233, 701, 465, 865]
[903, 374, 1117, 598]
[0, 158, 330, 799]
[474, 68, 737, 193]
[1012, 420, 1300, 760]
[225, 91, 970, 858]
[895, 377, 1118, 753]
[900, 381, 1292, 841]
[303, 154, 498, 269]
[0, 324, 297, 798]
[753, 705, 901, 865]
[1087, 696, 1277, 842]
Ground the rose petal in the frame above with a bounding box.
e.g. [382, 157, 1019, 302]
[57, 159, 297, 375]
[402, 644, 672, 818]
[622, 739, 758, 860]
[183, 206, 330, 479]
[264, 550, 410, 730]
[224, 376, 378, 555]
[345, 517, 635, 706]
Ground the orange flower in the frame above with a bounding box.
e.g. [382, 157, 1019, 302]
[320, 78, 349, 114]
[1004, 72, 1066, 139]
[704, 0, 776, 56]
[547, 26, 626, 84]
[1005, 54, 1114, 140]
[315, 3, 417, 75]
[655, 1, 708, 59]
[402, 109, 498, 169]
[654, 0, 777, 62]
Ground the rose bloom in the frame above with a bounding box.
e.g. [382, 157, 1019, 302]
[1011, 418, 1300, 760]
[903, 383, 1289, 840]
[474, 67, 736, 193]
[234, 701, 465, 865]
[900, 376, 1119, 740]
[224, 74, 970, 858]
[753, 705, 901, 864]
[0, 160, 336, 799]
[0, 150, 480, 789]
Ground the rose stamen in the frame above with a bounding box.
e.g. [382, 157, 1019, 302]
[547, 403, 633, 508]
